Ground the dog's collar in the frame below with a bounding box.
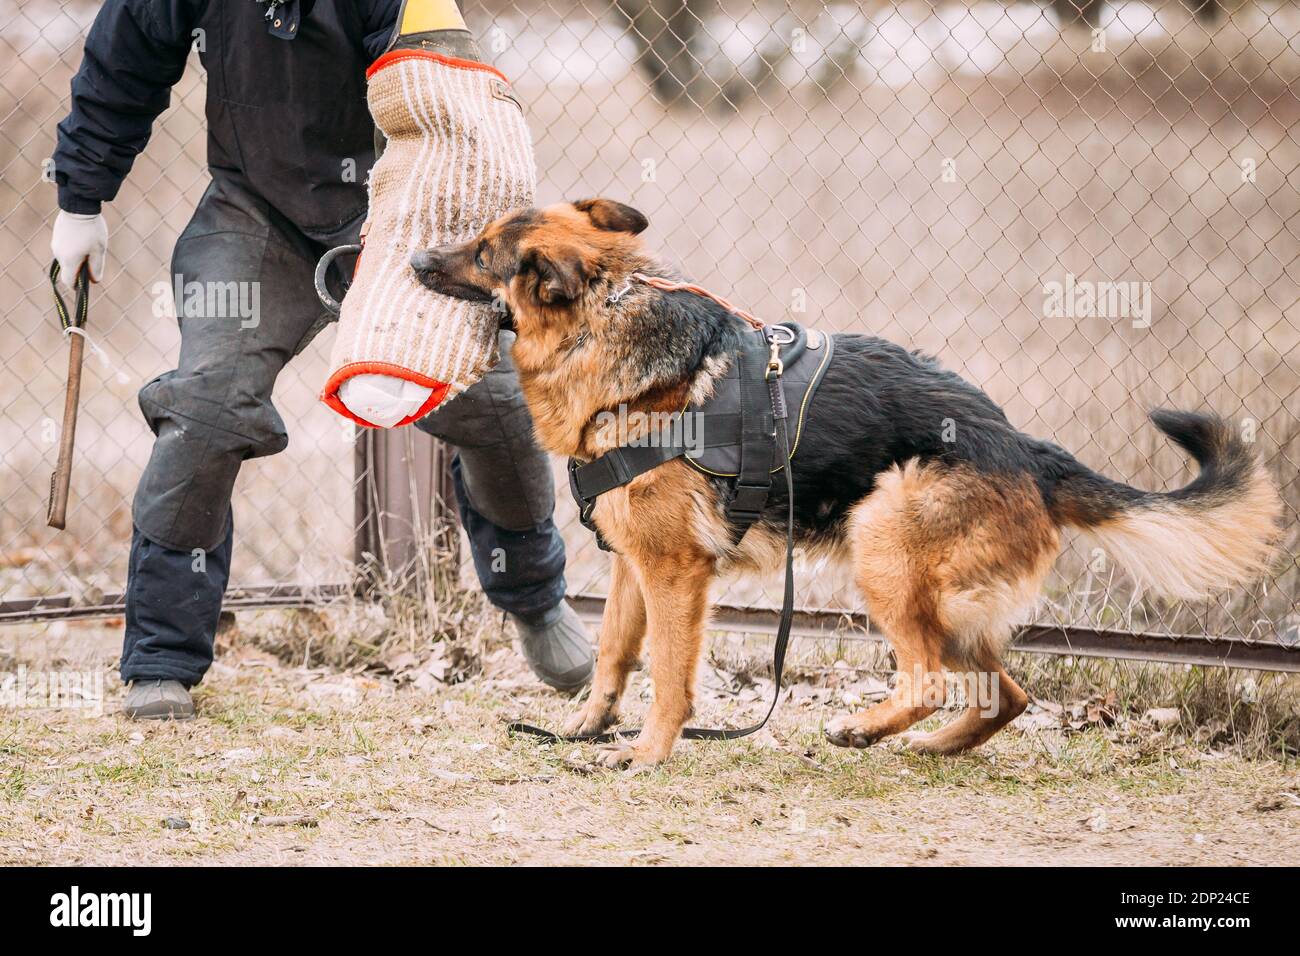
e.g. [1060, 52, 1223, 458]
[606, 272, 766, 330]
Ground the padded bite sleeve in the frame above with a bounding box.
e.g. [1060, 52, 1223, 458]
[322, 30, 536, 428]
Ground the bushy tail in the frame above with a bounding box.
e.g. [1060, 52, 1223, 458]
[1047, 410, 1282, 601]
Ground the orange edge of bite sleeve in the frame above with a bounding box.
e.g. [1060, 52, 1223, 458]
[321, 361, 451, 429]
[365, 49, 509, 84]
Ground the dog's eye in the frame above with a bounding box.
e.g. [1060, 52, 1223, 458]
[475, 246, 487, 270]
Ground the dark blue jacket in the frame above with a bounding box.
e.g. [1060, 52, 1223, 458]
[54, 0, 400, 235]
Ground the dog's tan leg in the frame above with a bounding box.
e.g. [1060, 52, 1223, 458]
[824, 627, 944, 747]
[902, 666, 1028, 754]
[827, 460, 1058, 753]
[596, 553, 712, 769]
[826, 464, 947, 748]
[563, 554, 646, 736]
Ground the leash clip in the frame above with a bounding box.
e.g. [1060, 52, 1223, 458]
[764, 324, 794, 379]
[765, 340, 784, 380]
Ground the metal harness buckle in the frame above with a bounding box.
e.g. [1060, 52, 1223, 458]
[606, 278, 633, 306]
[764, 325, 793, 379]
[766, 341, 784, 379]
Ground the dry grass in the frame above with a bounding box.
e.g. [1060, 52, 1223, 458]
[1010, 652, 1300, 757]
[709, 627, 1300, 758]
[2, 583, 1298, 866]
[232, 524, 498, 676]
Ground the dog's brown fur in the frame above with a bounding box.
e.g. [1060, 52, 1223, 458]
[412, 199, 1283, 768]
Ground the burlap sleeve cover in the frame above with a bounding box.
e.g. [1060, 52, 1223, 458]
[321, 49, 536, 427]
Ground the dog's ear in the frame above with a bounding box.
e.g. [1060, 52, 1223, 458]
[572, 198, 649, 235]
[521, 245, 589, 304]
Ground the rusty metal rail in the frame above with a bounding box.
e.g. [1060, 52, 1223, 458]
[566, 595, 1300, 674]
[0, 584, 354, 624]
[6, 584, 1298, 672]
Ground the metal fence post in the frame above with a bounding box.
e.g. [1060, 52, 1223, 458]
[353, 425, 458, 594]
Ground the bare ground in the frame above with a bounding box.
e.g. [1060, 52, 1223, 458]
[1, 615, 1297, 866]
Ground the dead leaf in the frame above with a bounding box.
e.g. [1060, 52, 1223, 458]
[788, 682, 822, 701]
[253, 815, 318, 828]
[382, 651, 419, 676]
[1015, 710, 1062, 733]
[1143, 707, 1181, 728]
[1086, 692, 1119, 726]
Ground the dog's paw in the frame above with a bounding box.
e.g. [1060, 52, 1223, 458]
[899, 729, 969, 756]
[595, 741, 638, 769]
[595, 741, 666, 770]
[562, 703, 618, 738]
[824, 714, 886, 749]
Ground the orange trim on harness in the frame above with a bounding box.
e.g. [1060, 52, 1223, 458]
[321, 362, 451, 429]
[366, 49, 510, 85]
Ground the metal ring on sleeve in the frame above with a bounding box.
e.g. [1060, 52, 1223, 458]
[314, 243, 363, 315]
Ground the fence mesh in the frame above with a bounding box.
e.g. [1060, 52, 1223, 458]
[2, 0, 1297, 652]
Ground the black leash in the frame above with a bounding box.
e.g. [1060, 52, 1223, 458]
[508, 346, 797, 745]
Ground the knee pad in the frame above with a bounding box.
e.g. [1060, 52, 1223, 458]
[135, 373, 285, 551]
[139, 371, 288, 460]
[322, 14, 536, 429]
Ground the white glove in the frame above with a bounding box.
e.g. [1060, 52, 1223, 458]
[337, 374, 434, 428]
[51, 210, 108, 288]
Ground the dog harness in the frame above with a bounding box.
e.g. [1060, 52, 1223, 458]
[568, 321, 835, 551]
[511, 285, 829, 745]
[512, 272, 844, 746]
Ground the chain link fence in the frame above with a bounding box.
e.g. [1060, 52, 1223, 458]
[3, 0, 1298, 664]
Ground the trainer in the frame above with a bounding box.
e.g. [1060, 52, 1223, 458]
[49, 0, 593, 718]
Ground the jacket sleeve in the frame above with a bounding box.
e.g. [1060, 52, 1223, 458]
[52, 0, 200, 214]
[361, 0, 404, 63]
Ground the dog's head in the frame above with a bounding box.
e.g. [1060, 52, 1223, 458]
[409, 199, 648, 328]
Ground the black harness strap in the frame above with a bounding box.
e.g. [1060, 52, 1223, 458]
[569, 443, 686, 552]
[569, 413, 751, 498]
[725, 331, 776, 537]
[567, 330, 782, 552]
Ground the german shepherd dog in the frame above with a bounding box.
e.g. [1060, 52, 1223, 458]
[411, 199, 1282, 769]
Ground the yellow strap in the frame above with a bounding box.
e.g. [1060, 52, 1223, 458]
[398, 0, 467, 34]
